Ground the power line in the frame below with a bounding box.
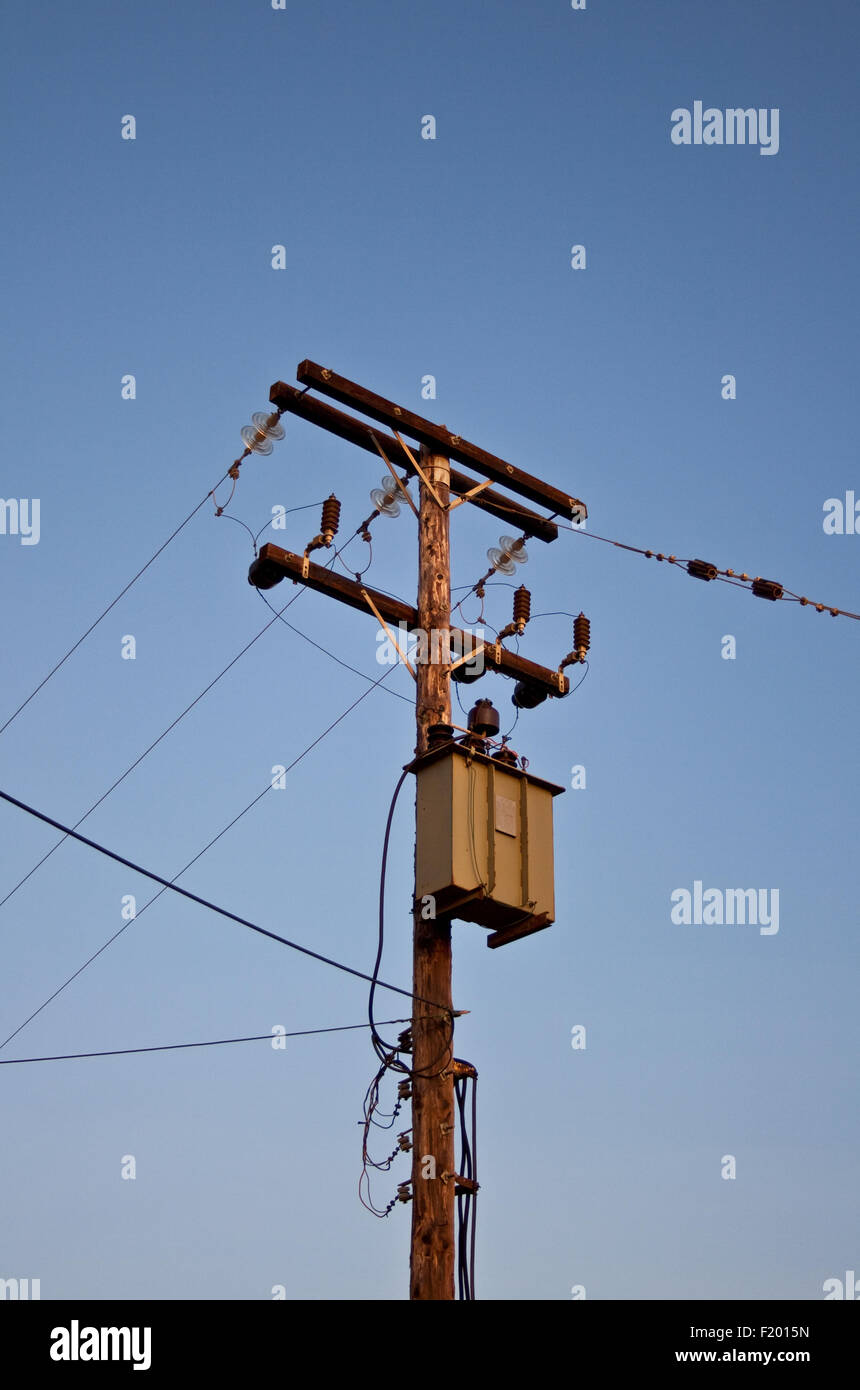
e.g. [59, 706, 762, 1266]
[0, 793, 455, 1020]
[256, 590, 413, 705]
[0, 471, 240, 739]
[0, 508, 373, 917]
[0, 587, 308, 915]
[559, 521, 860, 622]
[215, 499, 329, 553]
[254, 501, 328, 547]
[0, 658, 414, 1049]
[0, 779, 274, 1050]
[0, 1019, 411, 1066]
[0, 509, 405, 1045]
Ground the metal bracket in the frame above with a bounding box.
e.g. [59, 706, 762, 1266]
[393, 430, 447, 511]
[449, 640, 487, 674]
[361, 588, 416, 679]
[369, 431, 420, 518]
[441, 1172, 480, 1194]
[486, 911, 551, 950]
[448, 477, 494, 511]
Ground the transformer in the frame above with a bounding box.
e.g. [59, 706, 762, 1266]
[409, 740, 564, 947]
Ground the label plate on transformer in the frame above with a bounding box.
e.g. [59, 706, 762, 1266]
[495, 794, 518, 837]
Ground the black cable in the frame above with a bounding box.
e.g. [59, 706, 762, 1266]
[501, 706, 519, 741]
[371, 769, 455, 1080]
[369, 768, 411, 1059]
[451, 581, 516, 594]
[0, 521, 414, 1046]
[453, 1068, 478, 1299]
[0, 499, 369, 917]
[0, 1019, 411, 1065]
[359, 1050, 408, 1216]
[470, 1072, 478, 1298]
[571, 660, 590, 694]
[0, 788, 455, 1018]
[458, 1078, 474, 1300]
[214, 513, 258, 549]
[257, 591, 413, 705]
[456, 1078, 469, 1299]
[0, 480, 233, 739]
[360, 758, 462, 1218]
[458, 1078, 473, 1177]
[0, 661, 418, 1049]
[0, 586, 309, 914]
[253, 499, 327, 546]
[0, 777, 272, 1051]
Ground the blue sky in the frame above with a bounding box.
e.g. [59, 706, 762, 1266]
[1, 0, 858, 1300]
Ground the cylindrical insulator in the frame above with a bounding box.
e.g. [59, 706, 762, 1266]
[321, 494, 341, 539]
[513, 585, 531, 628]
[687, 558, 717, 582]
[574, 612, 590, 656]
[468, 699, 500, 736]
[751, 577, 783, 601]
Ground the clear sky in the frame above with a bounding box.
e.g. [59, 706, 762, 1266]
[1, 0, 858, 1301]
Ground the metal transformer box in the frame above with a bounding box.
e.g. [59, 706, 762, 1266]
[411, 742, 565, 947]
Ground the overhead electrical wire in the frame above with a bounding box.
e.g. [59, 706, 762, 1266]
[0, 779, 274, 1050]
[0, 586, 310, 914]
[0, 501, 416, 1046]
[252, 500, 327, 547]
[0, 438, 323, 739]
[0, 659, 415, 1050]
[559, 520, 860, 621]
[370, 768, 455, 1081]
[0, 507, 381, 917]
[0, 787, 457, 1016]
[256, 591, 413, 705]
[213, 512, 258, 550]
[0, 1020, 412, 1066]
[216, 498, 337, 555]
[0, 482, 230, 739]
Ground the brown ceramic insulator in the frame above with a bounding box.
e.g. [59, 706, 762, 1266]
[321, 493, 341, 539]
[513, 585, 531, 628]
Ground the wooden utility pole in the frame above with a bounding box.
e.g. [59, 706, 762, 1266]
[410, 446, 455, 1300]
[246, 360, 585, 1301]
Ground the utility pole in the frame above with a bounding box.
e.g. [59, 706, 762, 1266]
[410, 445, 455, 1300]
[246, 361, 586, 1301]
